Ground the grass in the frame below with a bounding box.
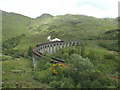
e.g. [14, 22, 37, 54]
[14, 32, 49, 52]
[2, 58, 51, 88]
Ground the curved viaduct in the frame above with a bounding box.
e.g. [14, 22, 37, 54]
[32, 41, 80, 68]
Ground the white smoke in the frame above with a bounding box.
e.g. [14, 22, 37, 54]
[47, 36, 61, 41]
[47, 36, 51, 40]
[51, 38, 61, 41]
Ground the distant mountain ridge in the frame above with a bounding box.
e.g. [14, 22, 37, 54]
[36, 13, 53, 19]
[2, 10, 118, 41]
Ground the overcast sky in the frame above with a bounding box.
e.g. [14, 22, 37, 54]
[0, 0, 119, 18]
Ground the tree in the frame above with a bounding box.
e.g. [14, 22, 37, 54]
[69, 54, 93, 71]
[65, 54, 94, 87]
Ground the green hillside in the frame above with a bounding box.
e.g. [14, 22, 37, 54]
[99, 29, 119, 40]
[2, 11, 119, 88]
[29, 14, 118, 40]
[2, 11, 33, 40]
[2, 11, 118, 41]
[2, 11, 118, 43]
[2, 11, 43, 52]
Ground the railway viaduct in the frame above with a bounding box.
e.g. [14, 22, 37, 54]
[32, 41, 120, 81]
[32, 41, 80, 68]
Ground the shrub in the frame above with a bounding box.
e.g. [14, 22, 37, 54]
[36, 70, 52, 83]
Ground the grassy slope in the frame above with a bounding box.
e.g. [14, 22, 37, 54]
[2, 11, 36, 40]
[2, 11, 43, 52]
[2, 11, 118, 52]
[18, 14, 118, 52]
[2, 11, 52, 88]
[29, 14, 118, 40]
[2, 58, 51, 88]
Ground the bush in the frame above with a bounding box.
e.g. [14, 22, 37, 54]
[35, 70, 52, 83]
[60, 77, 75, 88]
[91, 80, 102, 88]
[69, 54, 94, 71]
[50, 80, 62, 88]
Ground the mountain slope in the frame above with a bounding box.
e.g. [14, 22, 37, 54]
[99, 29, 119, 40]
[2, 11, 118, 52]
[2, 11, 33, 40]
[2, 11, 118, 41]
[2, 11, 42, 52]
[29, 14, 118, 40]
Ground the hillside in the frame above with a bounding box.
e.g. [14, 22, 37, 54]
[99, 29, 119, 40]
[2, 11, 33, 40]
[2, 11, 119, 53]
[29, 14, 118, 40]
[2, 11, 118, 41]
[2, 11, 119, 88]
